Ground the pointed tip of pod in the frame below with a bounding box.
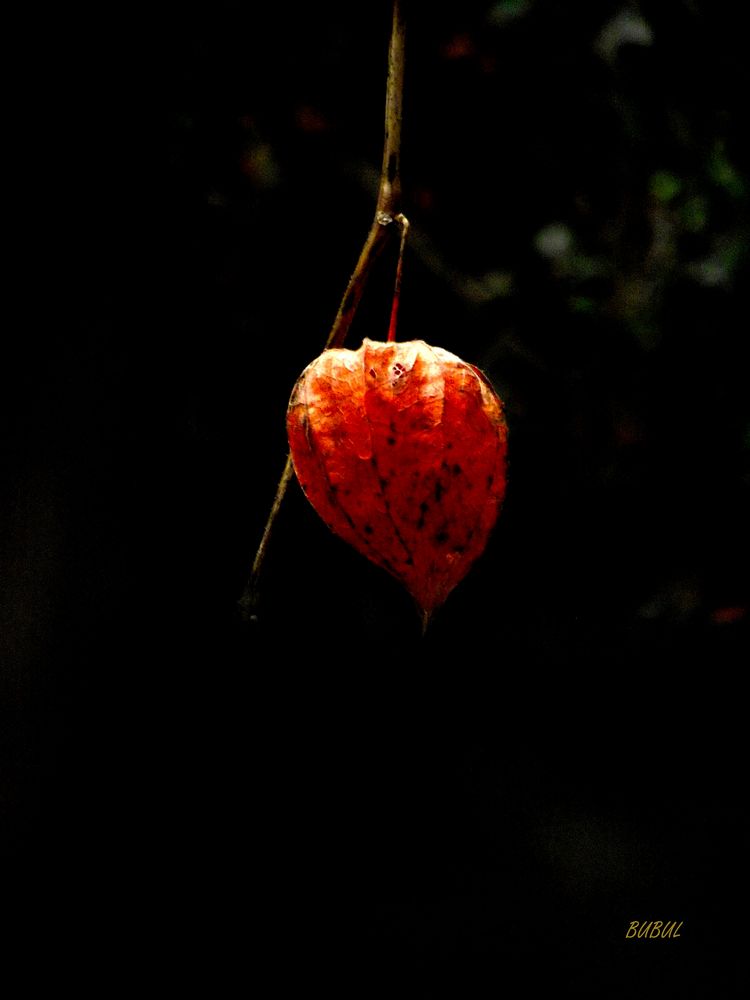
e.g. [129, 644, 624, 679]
[421, 609, 431, 636]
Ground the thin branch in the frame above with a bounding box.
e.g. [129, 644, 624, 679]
[237, 453, 295, 621]
[378, 0, 406, 220]
[325, 0, 406, 350]
[239, 0, 407, 620]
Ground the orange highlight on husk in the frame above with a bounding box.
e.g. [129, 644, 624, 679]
[287, 338, 508, 619]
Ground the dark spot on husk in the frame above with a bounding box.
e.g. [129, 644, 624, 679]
[341, 509, 358, 531]
[434, 480, 445, 503]
[434, 530, 450, 544]
[364, 524, 374, 535]
[452, 464, 462, 476]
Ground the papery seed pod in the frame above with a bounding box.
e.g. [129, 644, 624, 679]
[286, 338, 508, 620]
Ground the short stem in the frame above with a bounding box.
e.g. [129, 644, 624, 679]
[387, 213, 409, 342]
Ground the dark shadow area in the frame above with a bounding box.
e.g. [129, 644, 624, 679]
[3, 1, 747, 992]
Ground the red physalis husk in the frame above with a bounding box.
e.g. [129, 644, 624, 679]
[286, 338, 508, 621]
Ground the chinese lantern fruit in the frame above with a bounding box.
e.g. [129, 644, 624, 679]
[286, 338, 508, 621]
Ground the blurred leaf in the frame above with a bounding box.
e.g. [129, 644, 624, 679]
[681, 195, 708, 233]
[534, 223, 573, 259]
[488, 0, 533, 28]
[570, 296, 595, 314]
[717, 232, 748, 277]
[685, 257, 728, 288]
[595, 10, 653, 62]
[687, 232, 748, 287]
[463, 270, 514, 303]
[649, 170, 682, 204]
[240, 141, 280, 189]
[709, 142, 745, 198]
[567, 254, 609, 281]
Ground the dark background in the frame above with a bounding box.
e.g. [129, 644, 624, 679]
[3, 0, 748, 991]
